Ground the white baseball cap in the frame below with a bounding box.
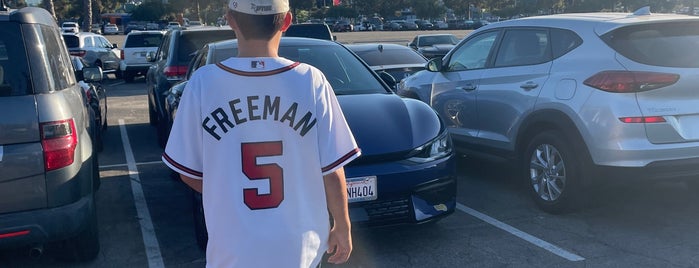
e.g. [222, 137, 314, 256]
[228, 0, 289, 15]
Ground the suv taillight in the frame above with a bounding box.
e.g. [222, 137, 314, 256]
[69, 50, 87, 57]
[40, 119, 78, 171]
[120, 49, 124, 60]
[163, 65, 188, 80]
[584, 71, 679, 93]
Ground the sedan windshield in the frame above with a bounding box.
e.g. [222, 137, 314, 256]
[419, 35, 459, 46]
[212, 43, 388, 95]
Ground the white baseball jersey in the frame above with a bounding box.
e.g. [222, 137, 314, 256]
[162, 57, 360, 268]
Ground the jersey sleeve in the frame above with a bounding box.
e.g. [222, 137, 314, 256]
[315, 73, 361, 175]
[162, 74, 204, 179]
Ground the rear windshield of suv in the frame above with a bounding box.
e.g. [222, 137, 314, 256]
[125, 33, 164, 48]
[63, 35, 80, 48]
[603, 21, 699, 68]
[176, 30, 237, 65]
[0, 23, 32, 97]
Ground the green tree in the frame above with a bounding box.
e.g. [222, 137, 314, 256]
[411, 0, 447, 19]
[130, 0, 169, 22]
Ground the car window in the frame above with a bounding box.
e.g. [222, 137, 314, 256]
[550, 28, 582, 59]
[494, 29, 550, 67]
[353, 47, 426, 66]
[213, 44, 386, 94]
[157, 33, 171, 61]
[37, 25, 75, 91]
[63, 35, 80, 48]
[176, 31, 236, 65]
[125, 34, 164, 48]
[447, 31, 498, 71]
[97, 36, 112, 48]
[420, 35, 458, 46]
[0, 23, 32, 96]
[602, 21, 699, 68]
[84, 36, 95, 47]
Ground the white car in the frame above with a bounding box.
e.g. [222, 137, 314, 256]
[167, 22, 181, 30]
[103, 24, 119, 35]
[398, 7, 699, 213]
[61, 21, 79, 33]
[119, 30, 165, 82]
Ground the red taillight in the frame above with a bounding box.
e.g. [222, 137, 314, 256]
[619, 116, 666, 123]
[583, 71, 679, 93]
[0, 230, 30, 239]
[69, 50, 87, 57]
[40, 119, 78, 171]
[120, 49, 124, 60]
[163, 65, 188, 79]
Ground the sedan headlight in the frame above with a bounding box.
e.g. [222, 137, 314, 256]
[407, 131, 452, 163]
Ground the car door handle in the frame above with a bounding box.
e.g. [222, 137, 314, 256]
[520, 82, 539, 90]
[456, 84, 477, 91]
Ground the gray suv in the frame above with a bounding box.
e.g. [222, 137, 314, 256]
[398, 8, 699, 213]
[0, 6, 100, 261]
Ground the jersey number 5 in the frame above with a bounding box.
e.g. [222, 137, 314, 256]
[242, 141, 284, 210]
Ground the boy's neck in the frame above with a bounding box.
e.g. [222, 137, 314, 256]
[236, 35, 282, 58]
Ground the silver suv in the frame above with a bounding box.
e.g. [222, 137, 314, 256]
[119, 30, 165, 82]
[397, 7, 699, 213]
[62, 31, 121, 77]
[0, 6, 100, 260]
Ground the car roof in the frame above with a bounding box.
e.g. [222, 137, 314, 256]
[416, 33, 456, 38]
[344, 43, 412, 52]
[1, 7, 58, 26]
[127, 30, 165, 35]
[479, 9, 699, 35]
[208, 37, 338, 51]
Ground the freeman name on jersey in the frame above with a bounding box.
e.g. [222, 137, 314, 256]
[202, 95, 317, 140]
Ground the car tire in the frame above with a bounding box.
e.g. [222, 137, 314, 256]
[148, 96, 158, 126]
[157, 115, 170, 148]
[192, 191, 208, 251]
[522, 130, 586, 214]
[53, 195, 100, 262]
[123, 71, 134, 83]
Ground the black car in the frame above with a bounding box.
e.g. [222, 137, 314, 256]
[0, 5, 100, 261]
[72, 56, 108, 152]
[166, 37, 456, 249]
[145, 27, 236, 147]
[284, 23, 336, 41]
[346, 43, 427, 85]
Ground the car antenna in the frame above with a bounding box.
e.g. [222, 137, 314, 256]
[0, 0, 9, 11]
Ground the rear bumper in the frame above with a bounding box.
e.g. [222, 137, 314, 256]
[120, 64, 151, 74]
[0, 193, 94, 249]
[597, 156, 699, 181]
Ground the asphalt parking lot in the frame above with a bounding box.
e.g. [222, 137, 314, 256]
[1, 29, 699, 268]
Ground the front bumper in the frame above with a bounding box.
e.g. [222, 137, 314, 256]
[346, 155, 457, 227]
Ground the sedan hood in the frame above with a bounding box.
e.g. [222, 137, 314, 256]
[338, 93, 442, 156]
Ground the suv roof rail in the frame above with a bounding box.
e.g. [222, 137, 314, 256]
[1, 0, 9, 11]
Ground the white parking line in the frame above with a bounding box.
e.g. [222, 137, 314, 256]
[119, 119, 165, 268]
[100, 160, 164, 169]
[456, 203, 585, 262]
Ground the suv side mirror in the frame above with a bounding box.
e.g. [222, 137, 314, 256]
[427, 58, 443, 72]
[83, 67, 103, 82]
[378, 71, 397, 90]
[146, 51, 156, 62]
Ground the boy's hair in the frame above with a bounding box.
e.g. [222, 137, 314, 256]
[228, 9, 286, 40]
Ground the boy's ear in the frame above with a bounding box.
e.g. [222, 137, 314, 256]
[281, 11, 293, 32]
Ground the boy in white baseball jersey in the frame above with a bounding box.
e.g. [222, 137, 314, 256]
[161, 0, 360, 267]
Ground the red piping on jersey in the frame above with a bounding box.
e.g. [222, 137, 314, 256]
[162, 152, 203, 177]
[322, 148, 361, 173]
[216, 62, 301, 76]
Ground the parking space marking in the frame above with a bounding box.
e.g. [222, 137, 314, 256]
[100, 160, 163, 169]
[119, 119, 165, 268]
[456, 203, 585, 262]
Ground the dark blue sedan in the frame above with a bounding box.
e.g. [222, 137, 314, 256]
[166, 37, 457, 248]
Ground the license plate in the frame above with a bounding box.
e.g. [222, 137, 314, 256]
[346, 176, 377, 203]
